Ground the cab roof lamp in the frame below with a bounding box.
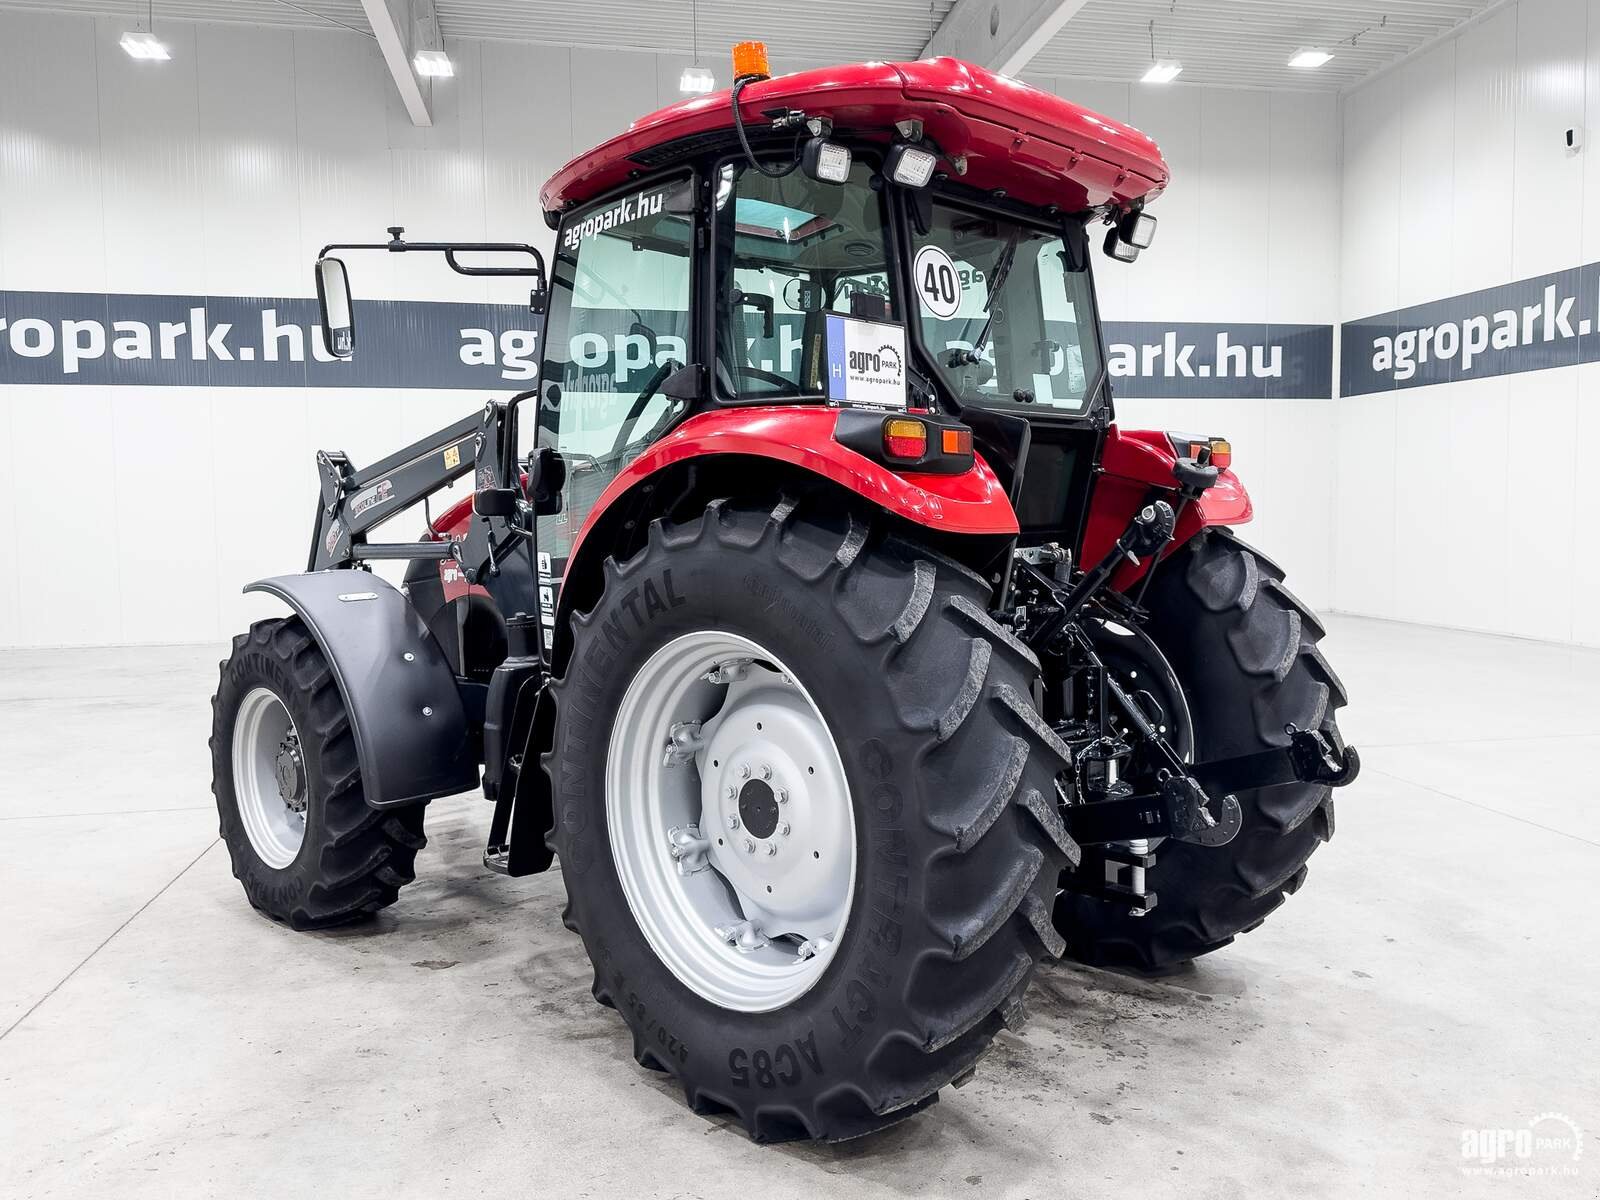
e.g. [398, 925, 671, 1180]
[413, 49, 454, 78]
[885, 143, 938, 188]
[1289, 48, 1334, 69]
[1141, 60, 1182, 84]
[120, 30, 170, 61]
[802, 138, 852, 184]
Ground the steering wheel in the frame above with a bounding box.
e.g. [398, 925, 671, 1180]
[609, 359, 683, 459]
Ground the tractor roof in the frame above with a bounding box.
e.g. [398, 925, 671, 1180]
[540, 58, 1168, 221]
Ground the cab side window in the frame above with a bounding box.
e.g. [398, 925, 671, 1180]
[536, 177, 694, 564]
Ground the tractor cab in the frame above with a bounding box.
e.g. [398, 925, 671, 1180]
[526, 47, 1166, 576]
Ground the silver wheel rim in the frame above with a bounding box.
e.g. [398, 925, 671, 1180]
[232, 686, 309, 869]
[606, 631, 857, 1013]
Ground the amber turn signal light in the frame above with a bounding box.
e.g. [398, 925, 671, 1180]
[941, 427, 972, 456]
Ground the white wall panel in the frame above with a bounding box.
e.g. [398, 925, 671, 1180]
[1267, 91, 1340, 325]
[1196, 91, 1271, 323]
[1397, 43, 1457, 310]
[95, 17, 208, 297]
[8, 388, 121, 646]
[1507, 0, 1586, 282]
[194, 24, 302, 299]
[1574, 362, 1600, 645]
[1340, 0, 1599, 646]
[0, 390, 18, 648]
[0, 11, 107, 294]
[569, 48, 659, 165]
[1502, 373, 1579, 641]
[1340, 70, 1402, 324]
[110, 388, 221, 642]
[1452, 7, 1517, 295]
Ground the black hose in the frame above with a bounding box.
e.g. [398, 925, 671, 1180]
[731, 76, 801, 178]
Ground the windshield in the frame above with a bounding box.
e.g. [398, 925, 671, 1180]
[912, 204, 1101, 413]
[713, 160, 899, 400]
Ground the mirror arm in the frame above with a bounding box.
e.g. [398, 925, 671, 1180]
[318, 230, 547, 283]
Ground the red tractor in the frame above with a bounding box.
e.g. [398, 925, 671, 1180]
[212, 46, 1356, 1142]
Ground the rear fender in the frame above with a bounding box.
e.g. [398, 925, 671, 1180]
[550, 407, 1017, 651]
[1082, 425, 1253, 590]
[246, 572, 479, 808]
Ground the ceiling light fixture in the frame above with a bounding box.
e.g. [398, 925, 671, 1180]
[1289, 48, 1334, 69]
[120, 30, 170, 60]
[1141, 19, 1179, 84]
[680, 0, 714, 94]
[121, 0, 168, 61]
[413, 48, 453, 77]
[679, 66, 715, 94]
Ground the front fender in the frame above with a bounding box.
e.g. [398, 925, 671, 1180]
[246, 572, 479, 808]
[1082, 425, 1253, 589]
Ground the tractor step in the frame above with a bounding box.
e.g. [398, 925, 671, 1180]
[483, 846, 511, 875]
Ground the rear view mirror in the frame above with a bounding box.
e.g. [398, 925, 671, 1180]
[315, 257, 354, 357]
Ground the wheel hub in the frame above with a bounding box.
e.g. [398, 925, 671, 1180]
[273, 735, 307, 813]
[736, 779, 779, 839]
[606, 631, 858, 1013]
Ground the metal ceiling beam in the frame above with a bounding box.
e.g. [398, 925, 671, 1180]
[921, 0, 1090, 77]
[359, 0, 436, 127]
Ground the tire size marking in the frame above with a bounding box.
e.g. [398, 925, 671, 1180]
[831, 738, 909, 1051]
[729, 1033, 822, 1089]
[606, 951, 691, 1068]
[624, 988, 689, 1067]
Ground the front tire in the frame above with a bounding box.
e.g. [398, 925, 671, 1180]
[211, 618, 427, 929]
[1056, 530, 1347, 971]
[548, 498, 1077, 1141]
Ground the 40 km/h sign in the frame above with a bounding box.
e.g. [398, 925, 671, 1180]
[914, 244, 963, 320]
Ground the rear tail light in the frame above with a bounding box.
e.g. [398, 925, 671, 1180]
[883, 418, 928, 460]
[834, 410, 974, 473]
[1168, 432, 1232, 470]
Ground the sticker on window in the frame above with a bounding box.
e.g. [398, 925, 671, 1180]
[825, 314, 907, 411]
[913, 244, 963, 320]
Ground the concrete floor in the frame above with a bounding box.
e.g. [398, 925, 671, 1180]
[2, 616, 1596, 1198]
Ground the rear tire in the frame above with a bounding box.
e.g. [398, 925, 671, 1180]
[548, 497, 1078, 1141]
[1055, 530, 1346, 971]
[211, 617, 427, 930]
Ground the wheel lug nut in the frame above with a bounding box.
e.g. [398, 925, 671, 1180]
[760, 764, 773, 780]
[776, 789, 788, 804]
[743, 838, 756, 854]
[729, 815, 740, 829]
[737, 764, 750, 779]
[780, 822, 791, 836]
[725, 785, 737, 799]
[764, 843, 778, 856]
